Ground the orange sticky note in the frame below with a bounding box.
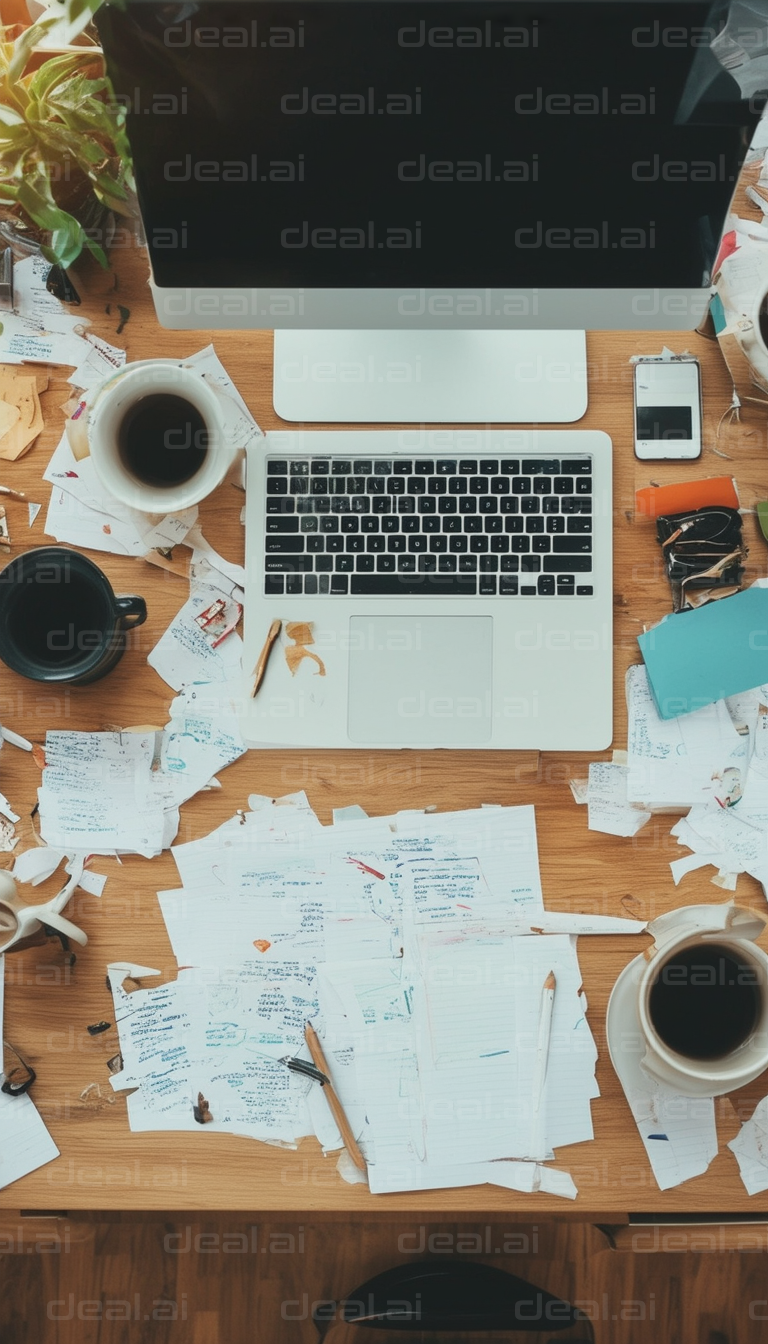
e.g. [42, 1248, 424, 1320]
[635, 476, 739, 519]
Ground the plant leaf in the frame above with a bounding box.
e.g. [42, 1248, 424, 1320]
[7, 17, 58, 85]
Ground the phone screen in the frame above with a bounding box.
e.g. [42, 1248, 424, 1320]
[635, 405, 693, 441]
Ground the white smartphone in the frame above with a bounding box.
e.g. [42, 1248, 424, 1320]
[633, 359, 702, 461]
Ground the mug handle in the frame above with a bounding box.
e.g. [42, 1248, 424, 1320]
[115, 595, 147, 630]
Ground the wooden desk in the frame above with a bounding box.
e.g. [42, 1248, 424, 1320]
[1, 241, 766, 1217]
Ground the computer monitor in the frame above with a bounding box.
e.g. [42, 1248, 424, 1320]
[97, 0, 760, 419]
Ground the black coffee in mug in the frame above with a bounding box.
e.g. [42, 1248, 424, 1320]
[649, 942, 762, 1061]
[0, 547, 147, 686]
[117, 393, 208, 487]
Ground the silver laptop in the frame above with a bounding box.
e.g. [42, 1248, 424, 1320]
[241, 430, 612, 751]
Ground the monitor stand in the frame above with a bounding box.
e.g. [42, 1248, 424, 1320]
[273, 329, 588, 423]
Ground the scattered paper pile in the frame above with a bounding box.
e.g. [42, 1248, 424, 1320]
[105, 794, 644, 1199]
[0, 961, 59, 1192]
[729, 1096, 768, 1195]
[37, 702, 246, 858]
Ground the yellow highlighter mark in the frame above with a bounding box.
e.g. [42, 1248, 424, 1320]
[284, 621, 326, 677]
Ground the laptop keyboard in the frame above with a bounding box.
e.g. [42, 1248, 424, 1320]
[263, 456, 594, 597]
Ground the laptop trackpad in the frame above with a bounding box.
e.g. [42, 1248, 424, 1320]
[347, 616, 493, 746]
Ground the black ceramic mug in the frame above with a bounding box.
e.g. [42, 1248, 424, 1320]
[0, 547, 147, 686]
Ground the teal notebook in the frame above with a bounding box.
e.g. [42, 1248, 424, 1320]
[637, 587, 768, 719]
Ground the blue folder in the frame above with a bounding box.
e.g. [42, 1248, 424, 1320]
[637, 587, 768, 719]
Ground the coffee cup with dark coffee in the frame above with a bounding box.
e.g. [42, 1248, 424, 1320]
[86, 361, 237, 513]
[0, 547, 147, 686]
[637, 905, 768, 1096]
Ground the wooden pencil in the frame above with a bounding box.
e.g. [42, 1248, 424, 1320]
[304, 1021, 367, 1173]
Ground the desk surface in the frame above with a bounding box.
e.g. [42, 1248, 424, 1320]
[2, 241, 768, 1217]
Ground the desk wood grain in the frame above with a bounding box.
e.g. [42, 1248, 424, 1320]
[1, 243, 766, 1214]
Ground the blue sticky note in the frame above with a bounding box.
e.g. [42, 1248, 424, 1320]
[637, 587, 768, 720]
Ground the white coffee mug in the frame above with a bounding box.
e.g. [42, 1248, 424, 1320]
[637, 905, 768, 1097]
[86, 361, 237, 513]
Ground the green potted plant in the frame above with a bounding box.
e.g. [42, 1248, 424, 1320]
[0, 13, 135, 272]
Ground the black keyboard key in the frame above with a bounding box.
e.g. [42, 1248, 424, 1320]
[546, 517, 566, 533]
[398, 555, 417, 572]
[350, 496, 370, 513]
[267, 498, 294, 515]
[459, 555, 477, 571]
[300, 515, 319, 533]
[347, 476, 366, 495]
[418, 497, 437, 514]
[532, 537, 551, 553]
[326, 536, 344, 553]
[350, 574, 477, 595]
[543, 555, 593, 572]
[341, 516, 359, 532]
[314, 497, 331, 514]
[347, 536, 365, 552]
[267, 516, 299, 533]
[523, 458, 559, 474]
[438, 554, 457, 572]
[480, 555, 499, 572]
[449, 535, 468, 552]
[356, 554, 374, 572]
[418, 554, 437, 573]
[315, 555, 333, 572]
[402, 516, 420, 533]
[267, 477, 288, 495]
[443, 516, 462, 533]
[336, 556, 354, 572]
[329, 477, 346, 496]
[436, 459, 456, 474]
[478, 497, 498, 514]
[538, 576, 556, 595]
[521, 556, 541, 573]
[304, 574, 318, 594]
[511, 536, 530, 553]
[414, 459, 434, 474]
[459, 497, 477, 514]
[576, 476, 592, 494]
[310, 460, 330, 475]
[570, 460, 592, 473]
[310, 478, 328, 495]
[484, 517, 502, 533]
[479, 576, 497, 595]
[330, 575, 349, 594]
[332, 460, 351, 475]
[464, 517, 482, 533]
[500, 497, 519, 514]
[557, 575, 575, 593]
[459, 460, 477, 473]
[429, 535, 448, 553]
[388, 536, 406, 552]
[265, 575, 284, 594]
[501, 555, 519, 571]
[320, 516, 339, 532]
[372, 496, 392, 514]
[469, 477, 489, 494]
[521, 498, 540, 514]
[331, 497, 351, 513]
[511, 477, 531, 495]
[490, 535, 509, 552]
[479, 460, 498, 473]
[427, 476, 447, 494]
[526, 517, 544, 533]
[490, 477, 509, 494]
[567, 517, 592, 533]
[265, 555, 314, 573]
[374, 460, 392, 475]
[439, 497, 458, 515]
[286, 574, 302, 594]
[577, 584, 594, 595]
[505, 517, 524, 534]
[500, 576, 519, 595]
[409, 536, 428, 552]
[353, 460, 372, 474]
[521, 585, 537, 595]
[382, 516, 399, 532]
[553, 536, 591, 553]
[408, 476, 426, 495]
[393, 460, 412, 474]
[423, 516, 440, 534]
[470, 535, 489, 553]
[377, 555, 396, 572]
[397, 496, 416, 514]
[533, 477, 552, 495]
[266, 536, 304, 553]
[361, 517, 379, 532]
[366, 477, 385, 494]
[554, 476, 574, 494]
[306, 536, 324, 553]
[561, 497, 591, 514]
[267, 460, 288, 475]
[449, 476, 468, 494]
[290, 460, 308, 475]
[500, 459, 520, 474]
[387, 477, 406, 494]
[542, 497, 560, 514]
[366, 536, 385, 552]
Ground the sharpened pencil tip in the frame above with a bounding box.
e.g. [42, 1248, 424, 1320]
[544, 971, 556, 990]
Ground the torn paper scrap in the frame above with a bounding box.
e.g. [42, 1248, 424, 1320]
[728, 1095, 768, 1195]
[148, 588, 243, 691]
[587, 762, 651, 837]
[628, 1085, 717, 1192]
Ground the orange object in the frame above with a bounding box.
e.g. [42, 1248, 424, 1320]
[635, 477, 740, 519]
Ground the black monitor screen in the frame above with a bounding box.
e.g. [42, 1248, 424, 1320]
[97, 1, 758, 288]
